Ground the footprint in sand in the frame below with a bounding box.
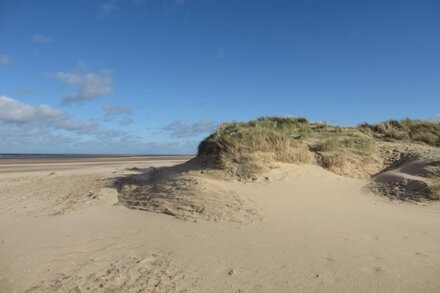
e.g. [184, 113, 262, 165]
[414, 251, 429, 257]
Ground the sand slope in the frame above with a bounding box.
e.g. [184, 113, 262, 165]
[368, 144, 440, 200]
[116, 166, 262, 224]
[1, 160, 440, 292]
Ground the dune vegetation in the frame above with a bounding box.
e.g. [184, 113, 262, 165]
[117, 117, 440, 224]
[195, 116, 440, 201]
[197, 116, 384, 179]
[358, 119, 440, 147]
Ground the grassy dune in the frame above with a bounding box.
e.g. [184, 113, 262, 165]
[196, 117, 440, 200]
[358, 119, 440, 146]
[198, 116, 382, 178]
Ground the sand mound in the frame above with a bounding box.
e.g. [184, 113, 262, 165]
[115, 165, 261, 223]
[194, 117, 440, 200]
[25, 254, 194, 293]
[366, 144, 440, 200]
[111, 118, 439, 221]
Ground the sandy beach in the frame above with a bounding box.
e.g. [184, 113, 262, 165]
[1, 157, 440, 292]
[2, 1, 439, 291]
[0, 156, 194, 178]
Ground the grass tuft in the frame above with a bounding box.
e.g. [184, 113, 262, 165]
[197, 116, 378, 178]
[358, 119, 440, 147]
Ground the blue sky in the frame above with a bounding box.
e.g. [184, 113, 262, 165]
[0, 0, 439, 154]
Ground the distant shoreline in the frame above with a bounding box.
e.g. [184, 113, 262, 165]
[0, 155, 194, 165]
[0, 155, 194, 177]
[0, 153, 194, 159]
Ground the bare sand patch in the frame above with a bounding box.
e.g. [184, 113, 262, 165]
[25, 254, 193, 293]
[2, 162, 440, 293]
[0, 174, 114, 217]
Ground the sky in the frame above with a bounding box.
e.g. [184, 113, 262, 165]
[0, 0, 439, 154]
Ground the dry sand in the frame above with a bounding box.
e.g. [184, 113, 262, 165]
[1, 158, 440, 292]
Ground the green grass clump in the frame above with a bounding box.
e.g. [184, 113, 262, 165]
[198, 116, 312, 156]
[197, 116, 438, 179]
[197, 117, 314, 177]
[358, 119, 440, 147]
[314, 137, 374, 153]
[319, 153, 346, 169]
[312, 136, 376, 173]
[197, 116, 377, 178]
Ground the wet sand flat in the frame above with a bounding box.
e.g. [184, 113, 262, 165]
[0, 156, 193, 177]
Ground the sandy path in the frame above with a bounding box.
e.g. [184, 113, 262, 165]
[1, 162, 440, 292]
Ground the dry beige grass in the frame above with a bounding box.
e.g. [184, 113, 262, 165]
[195, 117, 440, 200]
[430, 182, 440, 200]
[358, 119, 440, 147]
[197, 117, 382, 179]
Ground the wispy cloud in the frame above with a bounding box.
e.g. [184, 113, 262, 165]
[98, 0, 118, 17]
[98, 0, 184, 17]
[162, 119, 218, 138]
[52, 62, 114, 105]
[0, 97, 202, 154]
[0, 95, 152, 153]
[0, 96, 97, 134]
[0, 55, 13, 65]
[214, 48, 225, 59]
[102, 103, 133, 125]
[32, 33, 53, 43]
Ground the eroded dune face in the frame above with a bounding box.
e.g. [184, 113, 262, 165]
[367, 144, 440, 200]
[115, 165, 262, 224]
[114, 141, 440, 223]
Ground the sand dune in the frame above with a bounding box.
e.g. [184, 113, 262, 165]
[116, 165, 262, 223]
[1, 157, 440, 292]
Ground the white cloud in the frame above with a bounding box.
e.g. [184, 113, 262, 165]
[0, 96, 203, 154]
[32, 33, 53, 43]
[53, 62, 114, 105]
[0, 96, 96, 133]
[0, 55, 13, 65]
[0, 96, 153, 153]
[102, 103, 133, 124]
[162, 119, 217, 138]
